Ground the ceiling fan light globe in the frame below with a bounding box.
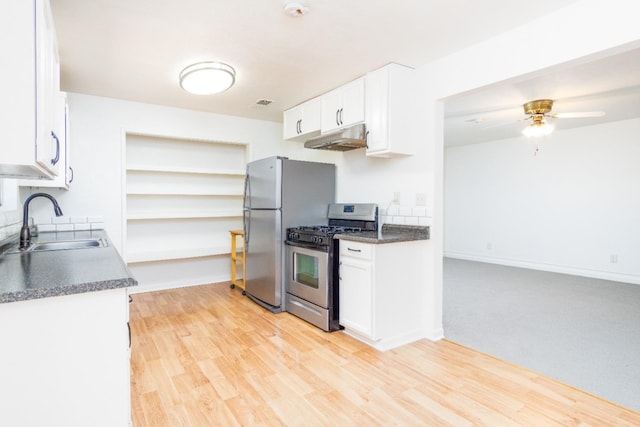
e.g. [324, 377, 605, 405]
[522, 121, 554, 137]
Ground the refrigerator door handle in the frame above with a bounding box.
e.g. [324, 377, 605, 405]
[243, 209, 251, 250]
[242, 167, 251, 250]
[242, 171, 250, 209]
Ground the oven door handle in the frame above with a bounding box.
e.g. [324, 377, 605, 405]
[288, 299, 323, 316]
[285, 240, 330, 252]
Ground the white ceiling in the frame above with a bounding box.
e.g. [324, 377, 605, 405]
[50, 0, 581, 123]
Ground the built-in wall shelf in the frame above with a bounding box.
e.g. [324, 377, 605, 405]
[127, 210, 242, 220]
[126, 190, 244, 196]
[126, 164, 245, 176]
[124, 132, 249, 290]
[127, 246, 230, 264]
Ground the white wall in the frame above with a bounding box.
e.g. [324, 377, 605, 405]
[445, 118, 640, 284]
[24, 93, 342, 252]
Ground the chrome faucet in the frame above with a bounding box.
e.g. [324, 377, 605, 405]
[19, 193, 63, 250]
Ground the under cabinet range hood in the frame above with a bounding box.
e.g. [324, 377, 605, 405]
[304, 124, 367, 151]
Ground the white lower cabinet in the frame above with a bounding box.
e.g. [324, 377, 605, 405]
[0, 288, 131, 427]
[339, 239, 428, 351]
[339, 248, 375, 338]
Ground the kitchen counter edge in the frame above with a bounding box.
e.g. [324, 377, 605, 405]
[334, 224, 430, 244]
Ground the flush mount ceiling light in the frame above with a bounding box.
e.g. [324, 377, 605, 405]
[179, 62, 235, 95]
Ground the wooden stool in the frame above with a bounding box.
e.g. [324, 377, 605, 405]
[229, 230, 246, 294]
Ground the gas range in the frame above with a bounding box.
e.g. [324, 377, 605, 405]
[287, 203, 379, 249]
[284, 203, 378, 332]
[286, 225, 364, 247]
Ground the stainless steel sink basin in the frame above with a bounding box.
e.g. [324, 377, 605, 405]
[30, 239, 106, 251]
[4, 238, 108, 254]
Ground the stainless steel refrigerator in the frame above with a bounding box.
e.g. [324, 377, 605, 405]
[243, 156, 335, 312]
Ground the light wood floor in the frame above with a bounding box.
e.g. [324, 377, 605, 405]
[130, 283, 640, 426]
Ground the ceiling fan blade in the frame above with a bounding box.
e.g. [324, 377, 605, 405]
[478, 117, 528, 130]
[552, 111, 606, 119]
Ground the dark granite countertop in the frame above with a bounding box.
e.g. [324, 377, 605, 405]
[0, 230, 137, 304]
[334, 224, 430, 244]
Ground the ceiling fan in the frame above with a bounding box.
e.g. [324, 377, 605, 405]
[521, 99, 605, 137]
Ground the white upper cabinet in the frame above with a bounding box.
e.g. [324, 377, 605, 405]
[283, 97, 321, 141]
[321, 77, 365, 133]
[1, 0, 61, 179]
[19, 93, 72, 189]
[365, 63, 416, 158]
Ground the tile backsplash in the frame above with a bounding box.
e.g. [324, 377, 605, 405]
[36, 215, 105, 232]
[380, 206, 431, 226]
[0, 213, 105, 244]
[0, 212, 22, 243]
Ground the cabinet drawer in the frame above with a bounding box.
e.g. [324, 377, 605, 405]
[339, 240, 373, 260]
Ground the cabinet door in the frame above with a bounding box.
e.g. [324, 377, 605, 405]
[283, 98, 321, 141]
[35, 0, 60, 176]
[365, 64, 415, 158]
[299, 97, 321, 136]
[321, 88, 343, 132]
[364, 66, 389, 153]
[321, 78, 365, 133]
[339, 256, 374, 338]
[19, 93, 70, 189]
[340, 77, 365, 128]
[0, 0, 60, 179]
[283, 106, 303, 140]
[0, 288, 131, 426]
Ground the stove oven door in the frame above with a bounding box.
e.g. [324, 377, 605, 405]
[285, 241, 330, 309]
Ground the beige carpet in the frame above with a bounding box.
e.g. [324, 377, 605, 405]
[443, 257, 640, 412]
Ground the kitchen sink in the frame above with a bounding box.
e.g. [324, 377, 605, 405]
[4, 238, 108, 254]
[30, 239, 107, 251]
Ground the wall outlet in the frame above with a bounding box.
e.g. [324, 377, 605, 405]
[610, 254, 618, 264]
[415, 193, 427, 206]
[393, 192, 400, 203]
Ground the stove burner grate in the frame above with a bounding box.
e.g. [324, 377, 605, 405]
[292, 225, 363, 235]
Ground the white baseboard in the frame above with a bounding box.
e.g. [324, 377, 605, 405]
[444, 251, 640, 285]
[426, 327, 444, 342]
[342, 328, 427, 352]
